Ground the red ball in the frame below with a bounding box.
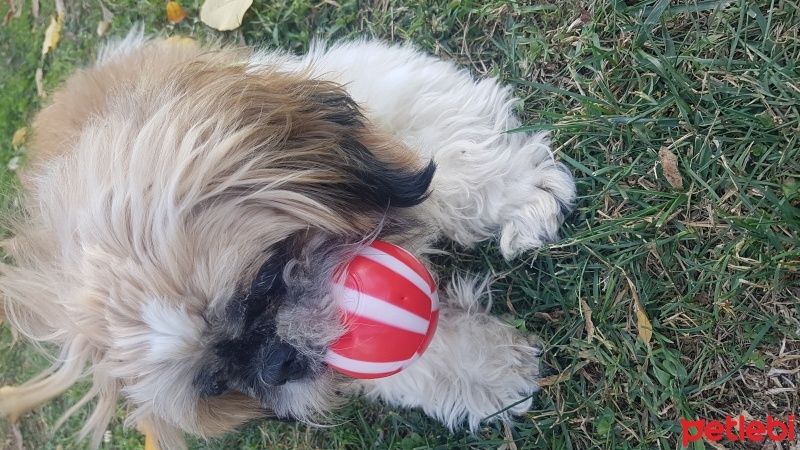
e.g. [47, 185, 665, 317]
[324, 241, 439, 379]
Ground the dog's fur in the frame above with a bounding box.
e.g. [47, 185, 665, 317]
[0, 31, 575, 449]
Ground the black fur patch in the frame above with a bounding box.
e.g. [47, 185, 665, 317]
[339, 140, 436, 209]
[304, 89, 436, 210]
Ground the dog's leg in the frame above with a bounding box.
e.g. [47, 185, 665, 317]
[358, 276, 541, 430]
[305, 41, 576, 259]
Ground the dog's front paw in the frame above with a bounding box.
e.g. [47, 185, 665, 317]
[454, 331, 542, 431]
[496, 154, 575, 259]
[362, 305, 542, 431]
[497, 160, 574, 259]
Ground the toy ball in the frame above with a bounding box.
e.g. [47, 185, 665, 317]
[324, 241, 439, 379]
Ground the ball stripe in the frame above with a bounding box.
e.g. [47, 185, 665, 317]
[346, 257, 433, 320]
[335, 314, 435, 362]
[338, 288, 430, 335]
[358, 246, 435, 295]
[324, 350, 404, 377]
[368, 241, 435, 290]
[430, 291, 440, 312]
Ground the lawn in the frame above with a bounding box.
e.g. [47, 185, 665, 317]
[1, 0, 799, 449]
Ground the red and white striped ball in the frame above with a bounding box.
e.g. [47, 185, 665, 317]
[324, 241, 439, 379]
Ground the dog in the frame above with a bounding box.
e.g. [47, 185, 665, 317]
[0, 29, 575, 449]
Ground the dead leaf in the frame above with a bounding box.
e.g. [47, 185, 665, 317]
[41, 14, 63, 55]
[144, 429, 159, 450]
[165, 35, 196, 46]
[659, 148, 683, 189]
[3, 0, 19, 25]
[0, 386, 20, 421]
[54, 0, 64, 16]
[534, 311, 555, 322]
[7, 156, 20, 171]
[32, 0, 39, 19]
[35, 67, 46, 97]
[625, 275, 652, 344]
[11, 417, 23, 450]
[200, 0, 253, 31]
[579, 298, 595, 343]
[502, 422, 518, 450]
[97, 19, 110, 36]
[11, 127, 27, 148]
[97, 1, 113, 36]
[537, 360, 591, 387]
[166, 0, 186, 24]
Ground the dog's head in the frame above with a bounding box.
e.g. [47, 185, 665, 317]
[0, 38, 434, 448]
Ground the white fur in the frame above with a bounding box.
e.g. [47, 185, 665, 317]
[134, 302, 204, 363]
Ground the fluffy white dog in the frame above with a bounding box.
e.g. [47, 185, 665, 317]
[0, 30, 575, 449]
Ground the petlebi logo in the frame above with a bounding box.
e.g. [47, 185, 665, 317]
[680, 415, 796, 446]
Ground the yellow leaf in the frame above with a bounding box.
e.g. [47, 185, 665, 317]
[145, 431, 159, 450]
[200, 0, 253, 31]
[165, 36, 195, 46]
[166, 0, 186, 25]
[11, 127, 28, 148]
[634, 299, 652, 344]
[42, 14, 63, 55]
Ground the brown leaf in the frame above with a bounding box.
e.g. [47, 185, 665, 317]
[3, 0, 22, 25]
[32, 0, 39, 19]
[659, 148, 683, 189]
[166, 0, 186, 24]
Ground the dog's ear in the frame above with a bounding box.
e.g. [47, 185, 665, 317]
[163, 62, 436, 235]
[283, 85, 436, 212]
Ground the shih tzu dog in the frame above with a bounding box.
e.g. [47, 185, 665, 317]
[0, 29, 575, 449]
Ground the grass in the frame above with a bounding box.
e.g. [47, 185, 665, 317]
[2, 0, 799, 449]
